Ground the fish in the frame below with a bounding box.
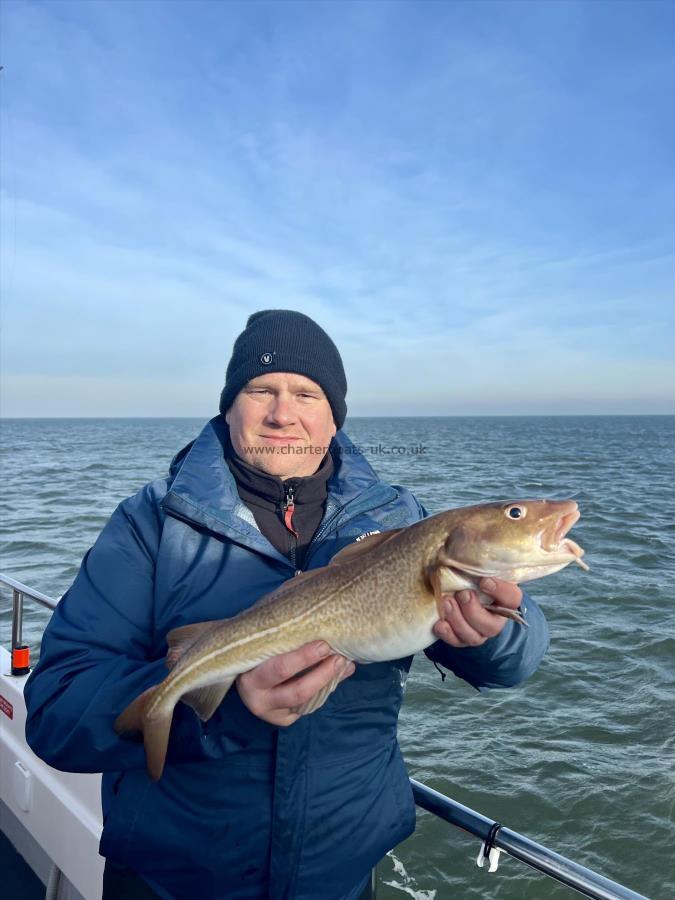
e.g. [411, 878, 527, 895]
[115, 498, 587, 780]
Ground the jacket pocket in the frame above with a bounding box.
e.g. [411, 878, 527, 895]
[294, 741, 415, 900]
[102, 761, 273, 899]
[99, 770, 151, 863]
[310, 662, 406, 764]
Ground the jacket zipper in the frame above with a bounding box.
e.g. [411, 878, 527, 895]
[305, 501, 344, 556]
[282, 484, 299, 572]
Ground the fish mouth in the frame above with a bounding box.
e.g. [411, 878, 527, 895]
[541, 505, 588, 570]
[542, 507, 580, 551]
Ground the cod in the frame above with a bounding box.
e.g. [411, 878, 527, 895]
[116, 499, 587, 780]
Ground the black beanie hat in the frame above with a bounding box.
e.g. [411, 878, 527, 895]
[219, 310, 348, 428]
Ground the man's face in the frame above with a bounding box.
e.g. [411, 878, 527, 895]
[225, 372, 337, 479]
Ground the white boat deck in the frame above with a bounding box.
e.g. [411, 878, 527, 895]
[0, 646, 104, 900]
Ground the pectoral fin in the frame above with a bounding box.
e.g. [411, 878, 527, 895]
[429, 569, 528, 627]
[428, 565, 467, 611]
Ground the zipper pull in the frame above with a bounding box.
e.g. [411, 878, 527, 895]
[283, 485, 299, 537]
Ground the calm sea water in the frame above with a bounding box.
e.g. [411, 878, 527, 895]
[1, 416, 673, 900]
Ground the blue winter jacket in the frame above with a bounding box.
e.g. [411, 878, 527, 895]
[24, 417, 549, 900]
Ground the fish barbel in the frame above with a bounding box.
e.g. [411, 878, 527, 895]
[115, 498, 587, 780]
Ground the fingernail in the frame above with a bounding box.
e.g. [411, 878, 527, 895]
[335, 656, 349, 673]
[482, 578, 496, 593]
[340, 662, 356, 679]
[458, 590, 472, 605]
[316, 642, 330, 657]
[443, 599, 454, 617]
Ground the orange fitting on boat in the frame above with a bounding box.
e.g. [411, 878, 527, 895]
[11, 644, 30, 676]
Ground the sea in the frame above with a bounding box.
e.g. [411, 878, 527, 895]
[1, 416, 673, 900]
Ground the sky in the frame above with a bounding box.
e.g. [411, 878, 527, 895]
[1, 0, 674, 417]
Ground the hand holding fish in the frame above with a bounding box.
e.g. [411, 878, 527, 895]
[433, 577, 523, 648]
[236, 641, 355, 726]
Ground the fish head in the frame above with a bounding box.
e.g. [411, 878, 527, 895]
[436, 499, 587, 583]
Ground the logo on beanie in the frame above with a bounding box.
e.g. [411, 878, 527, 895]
[260, 352, 274, 365]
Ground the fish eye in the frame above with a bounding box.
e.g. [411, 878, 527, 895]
[504, 504, 526, 520]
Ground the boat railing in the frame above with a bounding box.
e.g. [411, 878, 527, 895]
[2, 572, 57, 675]
[1, 573, 648, 900]
[411, 779, 647, 900]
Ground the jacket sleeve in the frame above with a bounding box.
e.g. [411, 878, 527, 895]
[25, 483, 273, 775]
[23, 484, 173, 772]
[423, 591, 549, 690]
[24, 480, 266, 773]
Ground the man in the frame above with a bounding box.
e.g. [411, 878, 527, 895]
[25, 310, 549, 900]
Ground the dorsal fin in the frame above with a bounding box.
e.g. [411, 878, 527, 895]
[165, 620, 221, 670]
[259, 568, 328, 606]
[329, 529, 403, 566]
[255, 533, 404, 609]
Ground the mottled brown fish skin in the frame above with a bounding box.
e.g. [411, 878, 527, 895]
[115, 499, 585, 779]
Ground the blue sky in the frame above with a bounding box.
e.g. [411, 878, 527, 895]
[1, 0, 673, 417]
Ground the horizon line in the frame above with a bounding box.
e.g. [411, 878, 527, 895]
[2, 413, 674, 421]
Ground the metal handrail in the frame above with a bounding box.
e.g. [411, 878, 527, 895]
[411, 779, 648, 900]
[0, 572, 57, 609]
[1, 573, 649, 900]
[1, 573, 57, 657]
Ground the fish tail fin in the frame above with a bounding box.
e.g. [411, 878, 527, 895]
[143, 712, 173, 782]
[114, 684, 156, 735]
[114, 685, 174, 782]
